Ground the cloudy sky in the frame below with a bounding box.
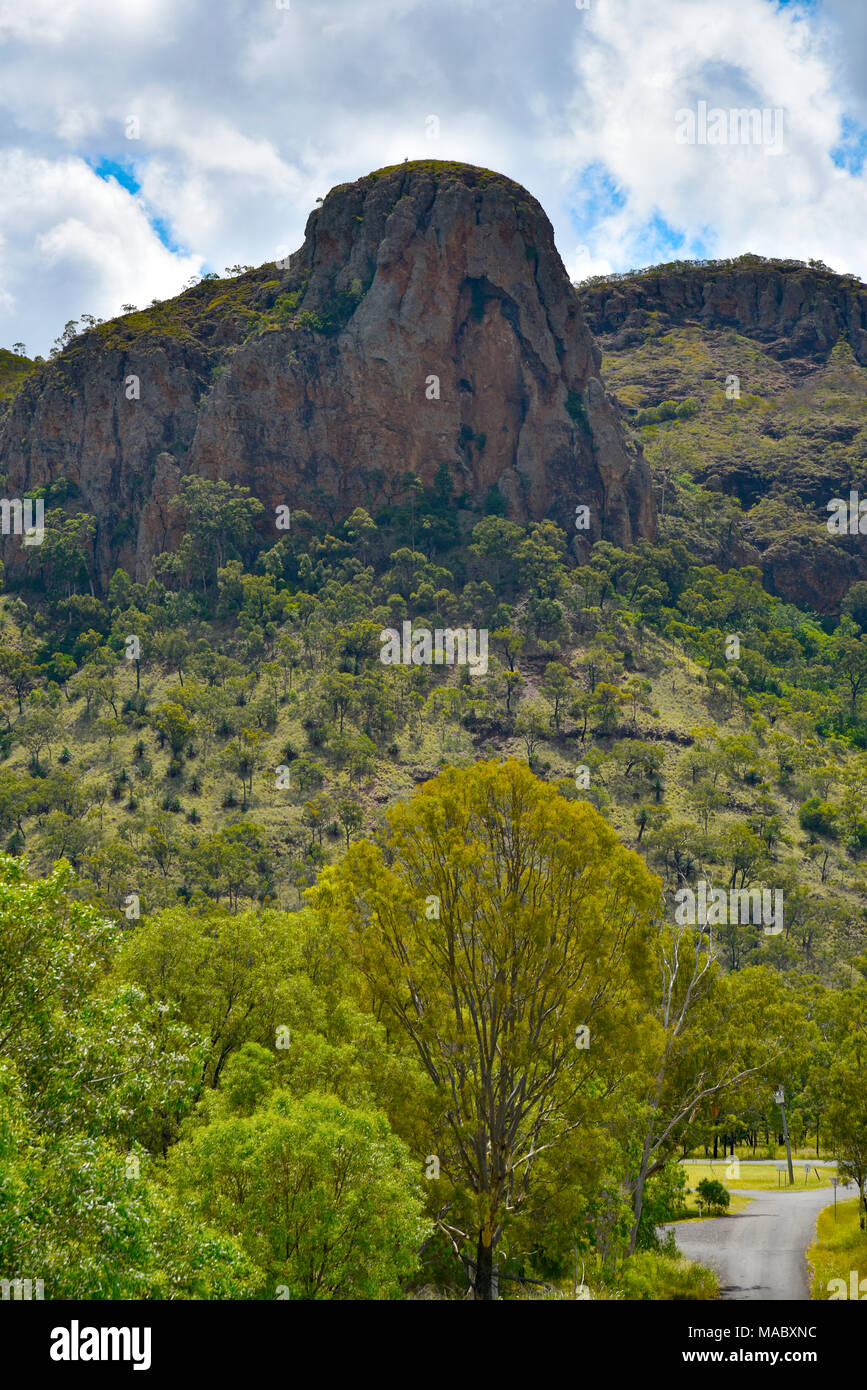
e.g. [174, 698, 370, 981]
[1, 0, 865, 356]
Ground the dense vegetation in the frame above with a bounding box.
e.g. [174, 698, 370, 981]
[3, 265, 867, 1298]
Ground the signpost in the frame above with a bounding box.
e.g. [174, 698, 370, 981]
[774, 1086, 795, 1185]
[832, 1175, 839, 1222]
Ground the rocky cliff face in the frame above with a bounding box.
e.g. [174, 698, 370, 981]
[0, 161, 655, 587]
[579, 256, 867, 365]
[577, 255, 867, 615]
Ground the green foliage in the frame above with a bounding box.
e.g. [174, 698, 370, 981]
[695, 1178, 731, 1215]
[799, 796, 838, 837]
[565, 390, 591, 431]
[5, 265, 867, 1298]
[616, 1249, 718, 1300]
[168, 1089, 427, 1299]
[635, 398, 699, 426]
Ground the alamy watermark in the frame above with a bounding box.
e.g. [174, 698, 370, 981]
[674, 879, 783, 935]
[0, 497, 44, 546]
[1, 1276, 44, 1300]
[675, 101, 785, 155]
[827, 1271, 867, 1299]
[50, 1323, 151, 1371]
[827, 491, 867, 534]
[380, 622, 488, 676]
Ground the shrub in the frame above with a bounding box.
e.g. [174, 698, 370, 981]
[696, 1178, 730, 1215]
[799, 796, 838, 837]
[635, 397, 699, 427]
[565, 391, 591, 432]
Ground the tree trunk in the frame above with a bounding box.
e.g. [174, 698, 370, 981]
[474, 1230, 495, 1301]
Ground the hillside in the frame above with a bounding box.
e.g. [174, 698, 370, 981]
[0, 209, 865, 985]
[3, 171, 867, 1305]
[577, 255, 867, 614]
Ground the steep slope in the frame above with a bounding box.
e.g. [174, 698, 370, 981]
[577, 255, 867, 613]
[0, 161, 655, 588]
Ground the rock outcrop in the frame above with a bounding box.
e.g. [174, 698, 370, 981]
[577, 255, 867, 615]
[0, 161, 656, 587]
[579, 255, 867, 365]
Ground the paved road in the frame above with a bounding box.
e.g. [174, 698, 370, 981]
[664, 1183, 856, 1301]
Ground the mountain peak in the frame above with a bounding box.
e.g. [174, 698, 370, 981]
[0, 164, 655, 587]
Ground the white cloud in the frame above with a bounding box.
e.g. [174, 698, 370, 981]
[0, 151, 200, 356]
[0, 0, 866, 353]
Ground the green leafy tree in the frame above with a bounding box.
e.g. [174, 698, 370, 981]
[168, 1087, 427, 1299]
[316, 760, 660, 1300]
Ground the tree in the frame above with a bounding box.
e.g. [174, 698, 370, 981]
[540, 661, 575, 731]
[157, 477, 265, 594]
[152, 702, 196, 757]
[0, 647, 39, 714]
[116, 905, 298, 1089]
[515, 699, 547, 763]
[720, 823, 768, 890]
[827, 618, 867, 716]
[0, 856, 114, 1061]
[624, 926, 796, 1253]
[315, 760, 660, 1300]
[191, 823, 273, 909]
[337, 797, 363, 848]
[167, 1086, 427, 1299]
[516, 522, 567, 599]
[17, 704, 55, 768]
[223, 727, 266, 809]
[841, 581, 867, 633]
[26, 510, 97, 597]
[823, 979, 867, 1229]
[491, 625, 524, 671]
[469, 517, 523, 588]
[499, 667, 524, 716]
[343, 507, 378, 566]
[0, 1109, 258, 1299]
[590, 681, 624, 734]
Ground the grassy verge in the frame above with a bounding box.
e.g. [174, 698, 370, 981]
[808, 1197, 867, 1300]
[513, 1251, 719, 1300]
[684, 1161, 834, 1193]
[616, 1250, 719, 1300]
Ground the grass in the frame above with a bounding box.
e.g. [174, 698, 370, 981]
[684, 1161, 835, 1193]
[808, 1197, 867, 1299]
[0, 346, 35, 402]
[675, 1187, 752, 1219]
[617, 1250, 719, 1300]
[511, 1250, 718, 1300]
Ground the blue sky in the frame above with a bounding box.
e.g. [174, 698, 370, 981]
[1, 0, 866, 355]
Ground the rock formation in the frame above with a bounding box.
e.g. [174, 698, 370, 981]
[0, 161, 656, 587]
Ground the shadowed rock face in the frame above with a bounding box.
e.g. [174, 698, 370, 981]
[580, 257, 867, 365]
[0, 161, 655, 586]
[577, 255, 867, 616]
